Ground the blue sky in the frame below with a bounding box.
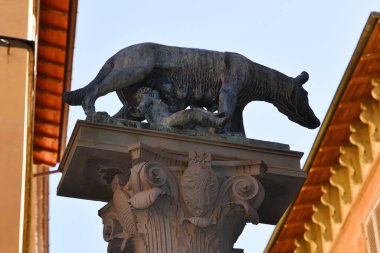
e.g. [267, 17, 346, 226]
[50, 1, 378, 252]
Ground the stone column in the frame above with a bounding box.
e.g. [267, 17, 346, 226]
[58, 121, 306, 253]
[99, 143, 266, 253]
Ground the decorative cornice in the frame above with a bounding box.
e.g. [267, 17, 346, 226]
[294, 79, 380, 252]
[266, 13, 380, 253]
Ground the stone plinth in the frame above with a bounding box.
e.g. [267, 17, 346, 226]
[58, 121, 306, 253]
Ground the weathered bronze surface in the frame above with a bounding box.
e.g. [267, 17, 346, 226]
[62, 43, 320, 135]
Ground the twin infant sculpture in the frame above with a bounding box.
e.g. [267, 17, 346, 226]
[128, 86, 229, 131]
[63, 43, 320, 136]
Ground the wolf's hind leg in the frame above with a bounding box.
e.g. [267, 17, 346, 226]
[82, 86, 98, 116]
[82, 66, 153, 115]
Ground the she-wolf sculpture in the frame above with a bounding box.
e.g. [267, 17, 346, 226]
[62, 42, 320, 135]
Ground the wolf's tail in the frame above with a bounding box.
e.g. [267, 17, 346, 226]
[62, 57, 115, 105]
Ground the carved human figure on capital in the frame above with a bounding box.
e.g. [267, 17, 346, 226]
[62, 42, 320, 135]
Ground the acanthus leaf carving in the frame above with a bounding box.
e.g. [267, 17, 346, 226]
[111, 175, 137, 236]
[226, 200, 260, 224]
[129, 187, 167, 209]
[187, 217, 212, 228]
[103, 215, 124, 242]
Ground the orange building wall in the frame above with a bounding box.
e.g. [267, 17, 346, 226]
[0, 46, 31, 253]
[329, 155, 380, 253]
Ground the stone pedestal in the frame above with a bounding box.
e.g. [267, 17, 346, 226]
[58, 121, 306, 253]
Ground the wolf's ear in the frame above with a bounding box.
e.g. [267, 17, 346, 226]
[295, 71, 309, 85]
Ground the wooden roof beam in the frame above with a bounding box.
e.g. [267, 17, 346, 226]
[35, 108, 61, 124]
[39, 23, 68, 33]
[38, 40, 66, 50]
[33, 135, 59, 151]
[33, 149, 58, 167]
[35, 92, 62, 110]
[42, 0, 69, 12]
[283, 221, 306, 227]
[274, 238, 299, 244]
[338, 100, 362, 109]
[36, 76, 64, 95]
[40, 3, 69, 15]
[350, 75, 379, 84]
[300, 184, 324, 191]
[291, 202, 314, 210]
[40, 7, 69, 31]
[318, 145, 341, 152]
[328, 122, 350, 130]
[34, 121, 60, 138]
[360, 51, 380, 61]
[309, 166, 330, 172]
[38, 57, 65, 68]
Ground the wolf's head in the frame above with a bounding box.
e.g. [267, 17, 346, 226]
[276, 71, 320, 129]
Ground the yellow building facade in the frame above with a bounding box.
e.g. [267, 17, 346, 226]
[0, 0, 77, 252]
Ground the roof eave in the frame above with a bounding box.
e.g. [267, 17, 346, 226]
[58, 0, 78, 163]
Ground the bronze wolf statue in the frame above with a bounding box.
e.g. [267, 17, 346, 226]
[62, 43, 320, 135]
